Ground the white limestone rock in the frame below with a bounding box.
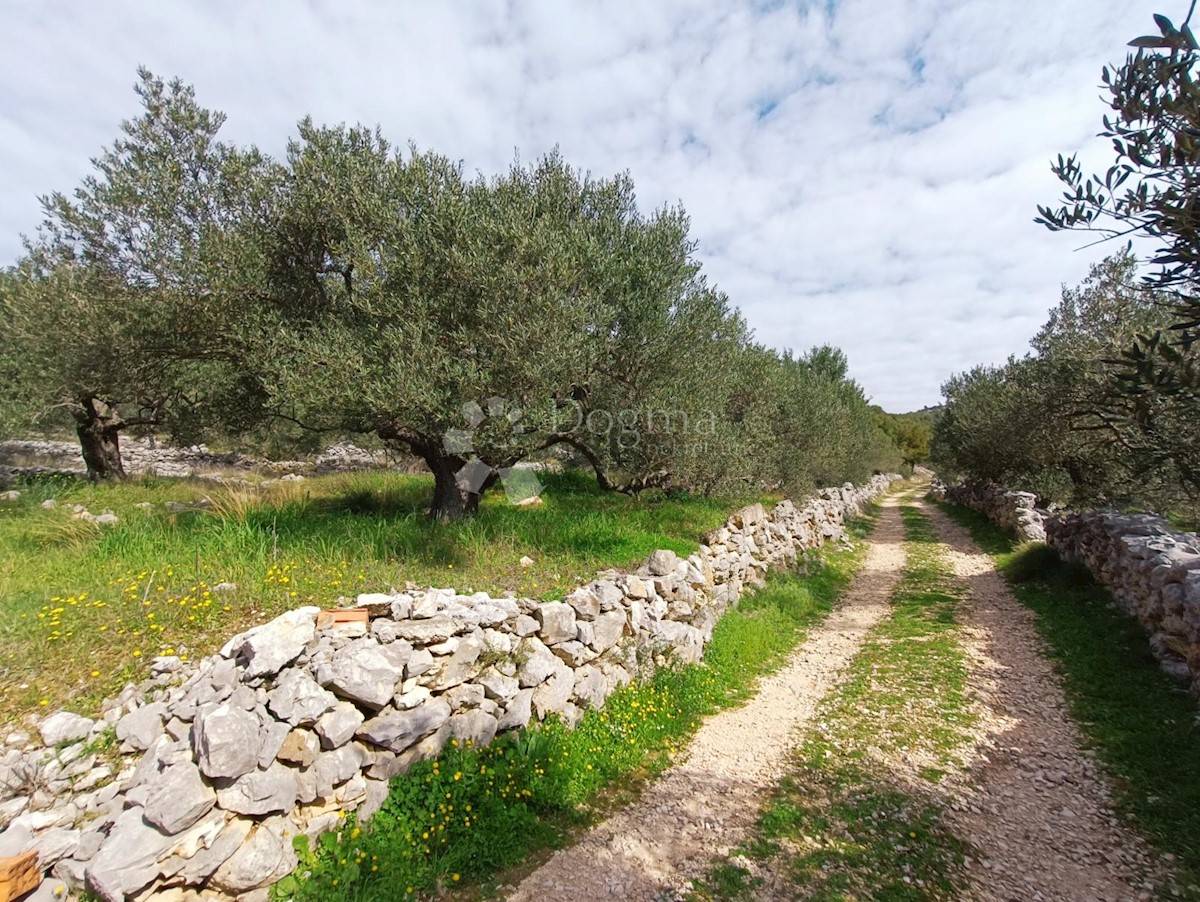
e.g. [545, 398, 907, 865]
[214, 762, 299, 816]
[224, 607, 319, 678]
[497, 689, 534, 732]
[590, 609, 627, 652]
[393, 615, 460, 644]
[84, 807, 176, 902]
[266, 669, 338, 726]
[143, 761, 216, 835]
[193, 703, 261, 780]
[163, 815, 249, 885]
[643, 549, 680, 577]
[37, 712, 95, 747]
[513, 614, 540, 637]
[535, 602, 576, 644]
[317, 641, 408, 710]
[314, 702, 364, 749]
[447, 710, 498, 749]
[572, 665, 606, 710]
[428, 636, 483, 691]
[478, 668, 519, 701]
[312, 743, 372, 797]
[517, 637, 558, 688]
[209, 817, 298, 894]
[115, 702, 168, 752]
[532, 659, 575, 721]
[356, 698, 452, 753]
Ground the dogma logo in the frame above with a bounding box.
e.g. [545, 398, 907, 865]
[442, 397, 544, 505]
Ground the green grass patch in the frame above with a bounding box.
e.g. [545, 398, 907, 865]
[692, 502, 974, 901]
[273, 511, 879, 902]
[942, 503, 1200, 897]
[0, 470, 773, 724]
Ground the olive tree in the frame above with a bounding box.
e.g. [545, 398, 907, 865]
[933, 253, 1182, 507]
[1036, 8, 1200, 496]
[9, 68, 278, 478]
[0, 268, 25, 440]
[4, 67, 904, 510]
[543, 207, 756, 496]
[251, 126, 614, 519]
[725, 344, 900, 496]
[874, 409, 933, 468]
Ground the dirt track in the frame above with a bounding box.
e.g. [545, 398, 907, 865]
[924, 502, 1160, 902]
[506, 494, 1167, 901]
[506, 496, 907, 901]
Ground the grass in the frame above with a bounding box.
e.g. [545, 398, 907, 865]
[691, 500, 975, 901]
[273, 509, 880, 902]
[942, 503, 1200, 898]
[0, 470, 774, 725]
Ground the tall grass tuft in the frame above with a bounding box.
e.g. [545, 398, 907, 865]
[22, 514, 104, 551]
[205, 487, 266, 523]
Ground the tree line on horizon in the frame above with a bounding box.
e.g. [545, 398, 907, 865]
[0, 69, 905, 520]
[933, 9, 1200, 518]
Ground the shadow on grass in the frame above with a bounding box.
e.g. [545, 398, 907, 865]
[237, 471, 756, 567]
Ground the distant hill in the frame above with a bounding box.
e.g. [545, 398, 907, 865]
[870, 406, 937, 466]
[895, 405, 942, 419]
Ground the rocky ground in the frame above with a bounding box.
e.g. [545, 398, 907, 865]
[0, 438, 417, 484]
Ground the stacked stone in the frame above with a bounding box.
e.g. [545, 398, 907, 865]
[0, 474, 897, 902]
[311, 442, 391, 473]
[0, 440, 394, 486]
[936, 477, 1200, 699]
[938, 480, 1048, 543]
[1047, 510, 1200, 695]
[0, 440, 254, 480]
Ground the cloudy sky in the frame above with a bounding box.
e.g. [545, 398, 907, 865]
[0, 0, 1160, 410]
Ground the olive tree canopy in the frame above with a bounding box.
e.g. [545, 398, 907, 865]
[7, 68, 277, 478]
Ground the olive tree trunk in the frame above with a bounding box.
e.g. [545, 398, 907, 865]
[425, 454, 491, 522]
[379, 426, 498, 522]
[73, 396, 126, 481]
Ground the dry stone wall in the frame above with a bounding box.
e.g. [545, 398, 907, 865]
[0, 439, 256, 480]
[1047, 511, 1200, 696]
[0, 439, 400, 484]
[0, 475, 897, 902]
[930, 479, 1049, 542]
[934, 480, 1200, 698]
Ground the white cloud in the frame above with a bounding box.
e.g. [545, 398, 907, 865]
[0, 0, 1161, 410]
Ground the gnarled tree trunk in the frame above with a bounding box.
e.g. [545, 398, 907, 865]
[73, 396, 126, 481]
[425, 453, 496, 522]
[545, 433, 670, 495]
[379, 426, 498, 522]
